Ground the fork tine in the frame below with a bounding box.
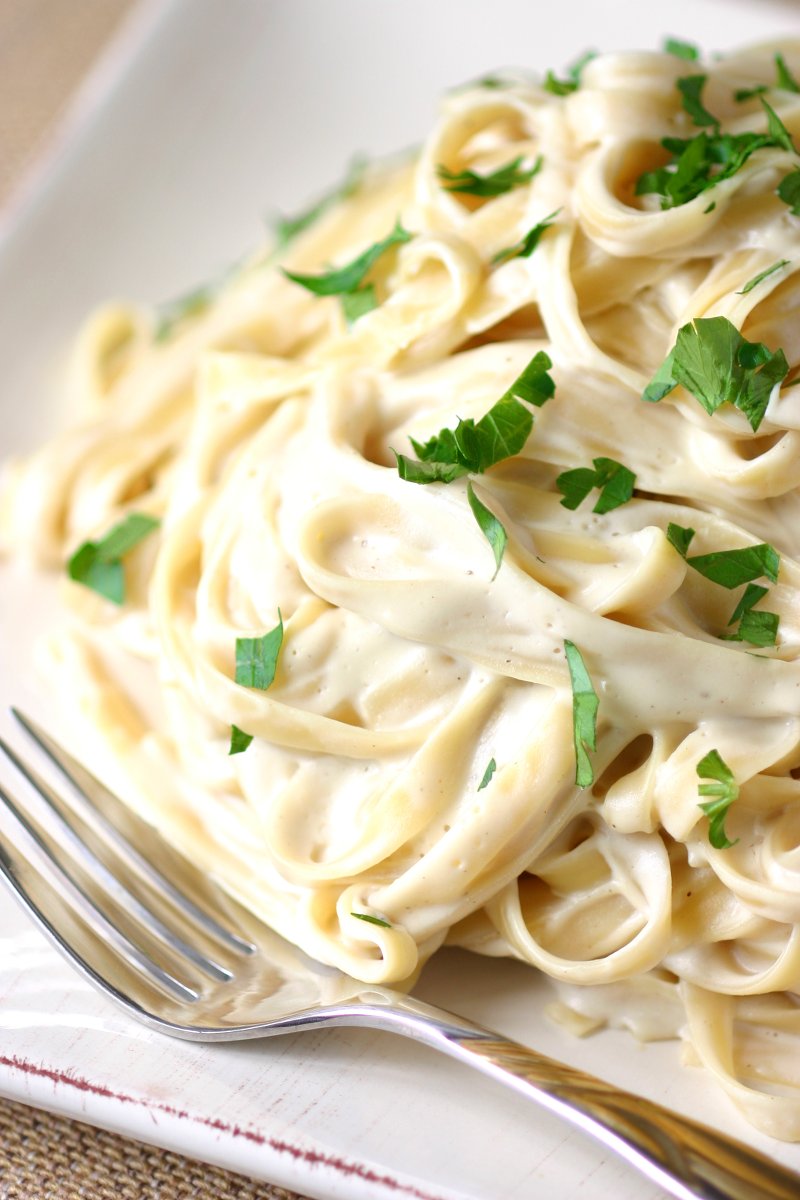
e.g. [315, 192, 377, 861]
[0, 778, 200, 1003]
[0, 734, 234, 984]
[10, 709, 254, 956]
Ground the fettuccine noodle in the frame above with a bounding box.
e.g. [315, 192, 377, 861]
[4, 39, 800, 1138]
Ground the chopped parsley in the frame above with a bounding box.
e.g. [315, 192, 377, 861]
[734, 84, 768, 103]
[395, 352, 555, 575]
[351, 912, 391, 928]
[282, 219, 412, 322]
[696, 749, 739, 848]
[664, 38, 700, 62]
[721, 582, 780, 647]
[556, 456, 636, 514]
[467, 483, 507, 577]
[775, 53, 800, 95]
[228, 726, 254, 755]
[436, 155, 542, 197]
[491, 210, 561, 265]
[643, 316, 789, 432]
[635, 98, 797, 210]
[67, 513, 160, 605]
[677, 74, 719, 130]
[154, 278, 225, 343]
[778, 169, 800, 215]
[478, 758, 497, 790]
[543, 50, 596, 96]
[666, 523, 780, 588]
[564, 640, 599, 788]
[271, 155, 366, 250]
[229, 610, 284, 755]
[736, 260, 790, 294]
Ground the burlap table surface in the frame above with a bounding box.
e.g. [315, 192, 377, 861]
[0, 1, 310, 1196]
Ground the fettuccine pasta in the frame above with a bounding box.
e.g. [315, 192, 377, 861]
[4, 38, 800, 1137]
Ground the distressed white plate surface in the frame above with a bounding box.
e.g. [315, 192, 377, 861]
[1, 1, 799, 1196]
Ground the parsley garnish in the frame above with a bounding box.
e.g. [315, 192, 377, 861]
[436, 155, 542, 197]
[666, 523, 780, 587]
[154, 280, 221, 343]
[67, 513, 160, 605]
[271, 155, 366, 249]
[478, 758, 497, 790]
[736, 260, 790, 294]
[282, 220, 412, 321]
[564, 641, 599, 788]
[778, 169, 800, 215]
[722, 582, 780, 647]
[734, 85, 768, 103]
[556, 456, 636, 514]
[775, 53, 800, 94]
[696, 749, 739, 848]
[229, 610, 284, 755]
[235, 612, 284, 689]
[351, 912, 391, 928]
[636, 98, 797, 211]
[677, 74, 719, 130]
[229, 726, 254, 755]
[395, 352, 555, 574]
[543, 50, 596, 96]
[664, 38, 700, 62]
[643, 316, 789, 431]
[491, 209, 561, 264]
[467, 483, 507, 577]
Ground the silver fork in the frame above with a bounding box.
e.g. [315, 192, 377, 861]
[0, 710, 797, 1200]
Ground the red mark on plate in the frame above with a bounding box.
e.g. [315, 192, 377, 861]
[0, 1053, 446, 1200]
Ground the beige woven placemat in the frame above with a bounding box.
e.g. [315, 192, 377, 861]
[0, 1096, 312, 1199]
[0, 1, 310, 1196]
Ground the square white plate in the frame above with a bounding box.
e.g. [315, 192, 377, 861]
[1, 2, 800, 1197]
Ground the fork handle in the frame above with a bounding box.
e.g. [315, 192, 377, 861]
[382, 1001, 798, 1200]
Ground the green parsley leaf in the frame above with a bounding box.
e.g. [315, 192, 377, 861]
[736, 260, 790, 294]
[564, 641, 599, 788]
[155, 279, 226, 342]
[283, 219, 412, 296]
[643, 316, 789, 431]
[235, 611, 284, 691]
[67, 513, 160, 605]
[727, 581, 769, 625]
[721, 582, 780, 647]
[499, 349, 556, 409]
[761, 98, 797, 153]
[228, 725, 254, 756]
[351, 912, 392, 928]
[492, 209, 561, 264]
[436, 155, 542, 197]
[543, 50, 596, 95]
[399, 351, 555, 481]
[340, 285, 377, 325]
[478, 758, 497, 790]
[664, 37, 700, 61]
[777, 168, 800, 215]
[272, 156, 366, 249]
[734, 84, 768, 103]
[635, 111, 794, 210]
[696, 749, 739, 848]
[666, 523, 696, 557]
[677, 75, 719, 130]
[775, 53, 800, 94]
[735, 608, 780, 646]
[394, 454, 467, 484]
[670, 531, 779, 588]
[467, 482, 507, 578]
[557, 456, 636, 514]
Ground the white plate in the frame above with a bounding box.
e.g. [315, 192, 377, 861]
[1, 2, 800, 1197]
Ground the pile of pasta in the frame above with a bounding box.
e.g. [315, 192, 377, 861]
[4, 39, 800, 1136]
